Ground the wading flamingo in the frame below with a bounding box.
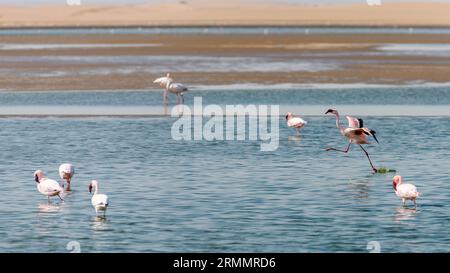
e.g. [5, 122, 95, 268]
[165, 78, 189, 105]
[393, 175, 420, 208]
[153, 73, 173, 103]
[285, 112, 307, 134]
[325, 109, 379, 173]
[89, 180, 109, 216]
[34, 170, 64, 202]
[59, 163, 74, 191]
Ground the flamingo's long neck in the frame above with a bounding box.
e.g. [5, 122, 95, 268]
[165, 79, 172, 90]
[334, 112, 345, 135]
[93, 183, 99, 195]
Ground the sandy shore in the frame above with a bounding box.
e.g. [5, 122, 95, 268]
[1, 2, 450, 27]
[1, 32, 450, 91]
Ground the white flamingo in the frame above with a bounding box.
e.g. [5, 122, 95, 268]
[285, 112, 307, 134]
[59, 163, 75, 191]
[34, 170, 64, 202]
[325, 108, 379, 173]
[89, 180, 109, 216]
[165, 79, 189, 105]
[153, 73, 173, 103]
[393, 175, 420, 208]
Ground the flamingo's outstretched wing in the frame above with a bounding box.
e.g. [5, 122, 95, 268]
[346, 116, 362, 128]
[153, 76, 172, 86]
[362, 128, 379, 143]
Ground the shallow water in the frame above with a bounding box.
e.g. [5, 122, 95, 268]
[1, 26, 450, 36]
[0, 86, 449, 252]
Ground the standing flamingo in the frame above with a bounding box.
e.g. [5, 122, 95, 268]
[34, 170, 64, 202]
[89, 180, 109, 216]
[392, 175, 420, 208]
[59, 163, 74, 191]
[153, 73, 173, 103]
[165, 78, 189, 105]
[325, 109, 379, 173]
[285, 112, 307, 134]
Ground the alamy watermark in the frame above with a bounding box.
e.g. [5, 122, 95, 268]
[66, 241, 81, 253]
[66, 0, 81, 6]
[366, 0, 381, 6]
[171, 97, 280, 152]
[366, 241, 381, 253]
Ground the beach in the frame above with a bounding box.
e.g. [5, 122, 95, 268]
[2, 1, 450, 91]
[1, 1, 450, 27]
[1, 30, 450, 91]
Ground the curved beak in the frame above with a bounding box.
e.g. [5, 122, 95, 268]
[325, 110, 332, 114]
[89, 185, 92, 193]
[34, 175, 39, 183]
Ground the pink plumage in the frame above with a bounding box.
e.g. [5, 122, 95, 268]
[285, 112, 307, 133]
[393, 175, 420, 208]
[346, 116, 361, 128]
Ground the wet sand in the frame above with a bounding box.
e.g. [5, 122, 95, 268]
[1, 32, 450, 91]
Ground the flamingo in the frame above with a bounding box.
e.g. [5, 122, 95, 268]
[153, 73, 173, 103]
[325, 109, 379, 173]
[285, 112, 307, 134]
[34, 170, 64, 202]
[59, 163, 74, 191]
[165, 78, 189, 105]
[89, 180, 109, 216]
[393, 175, 420, 208]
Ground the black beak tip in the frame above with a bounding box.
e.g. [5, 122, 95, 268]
[374, 136, 379, 144]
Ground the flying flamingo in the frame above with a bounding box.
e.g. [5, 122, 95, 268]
[285, 112, 307, 134]
[34, 170, 64, 202]
[325, 109, 379, 173]
[89, 180, 109, 216]
[165, 78, 189, 105]
[153, 73, 173, 103]
[59, 163, 74, 191]
[392, 175, 420, 208]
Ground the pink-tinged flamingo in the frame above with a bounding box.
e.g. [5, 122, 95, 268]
[153, 73, 173, 103]
[393, 175, 420, 208]
[325, 109, 379, 173]
[285, 112, 307, 134]
[89, 180, 109, 216]
[59, 163, 74, 191]
[34, 170, 64, 202]
[165, 78, 189, 105]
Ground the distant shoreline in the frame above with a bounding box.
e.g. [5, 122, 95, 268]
[1, 2, 450, 28]
[1, 25, 450, 29]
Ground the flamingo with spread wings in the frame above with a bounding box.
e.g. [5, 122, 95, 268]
[325, 109, 379, 173]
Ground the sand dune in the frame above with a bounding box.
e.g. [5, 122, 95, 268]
[1, 1, 450, 27]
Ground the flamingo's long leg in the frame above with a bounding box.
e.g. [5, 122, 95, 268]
[326, 142, 351, 153]
[176, 94, 180, 105]
[359, 144, 378, 172]
[181, 94, 184, 105]
[163, 89, 169, 104]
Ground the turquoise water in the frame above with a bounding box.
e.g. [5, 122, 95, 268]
[0, 86, 450, 252]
